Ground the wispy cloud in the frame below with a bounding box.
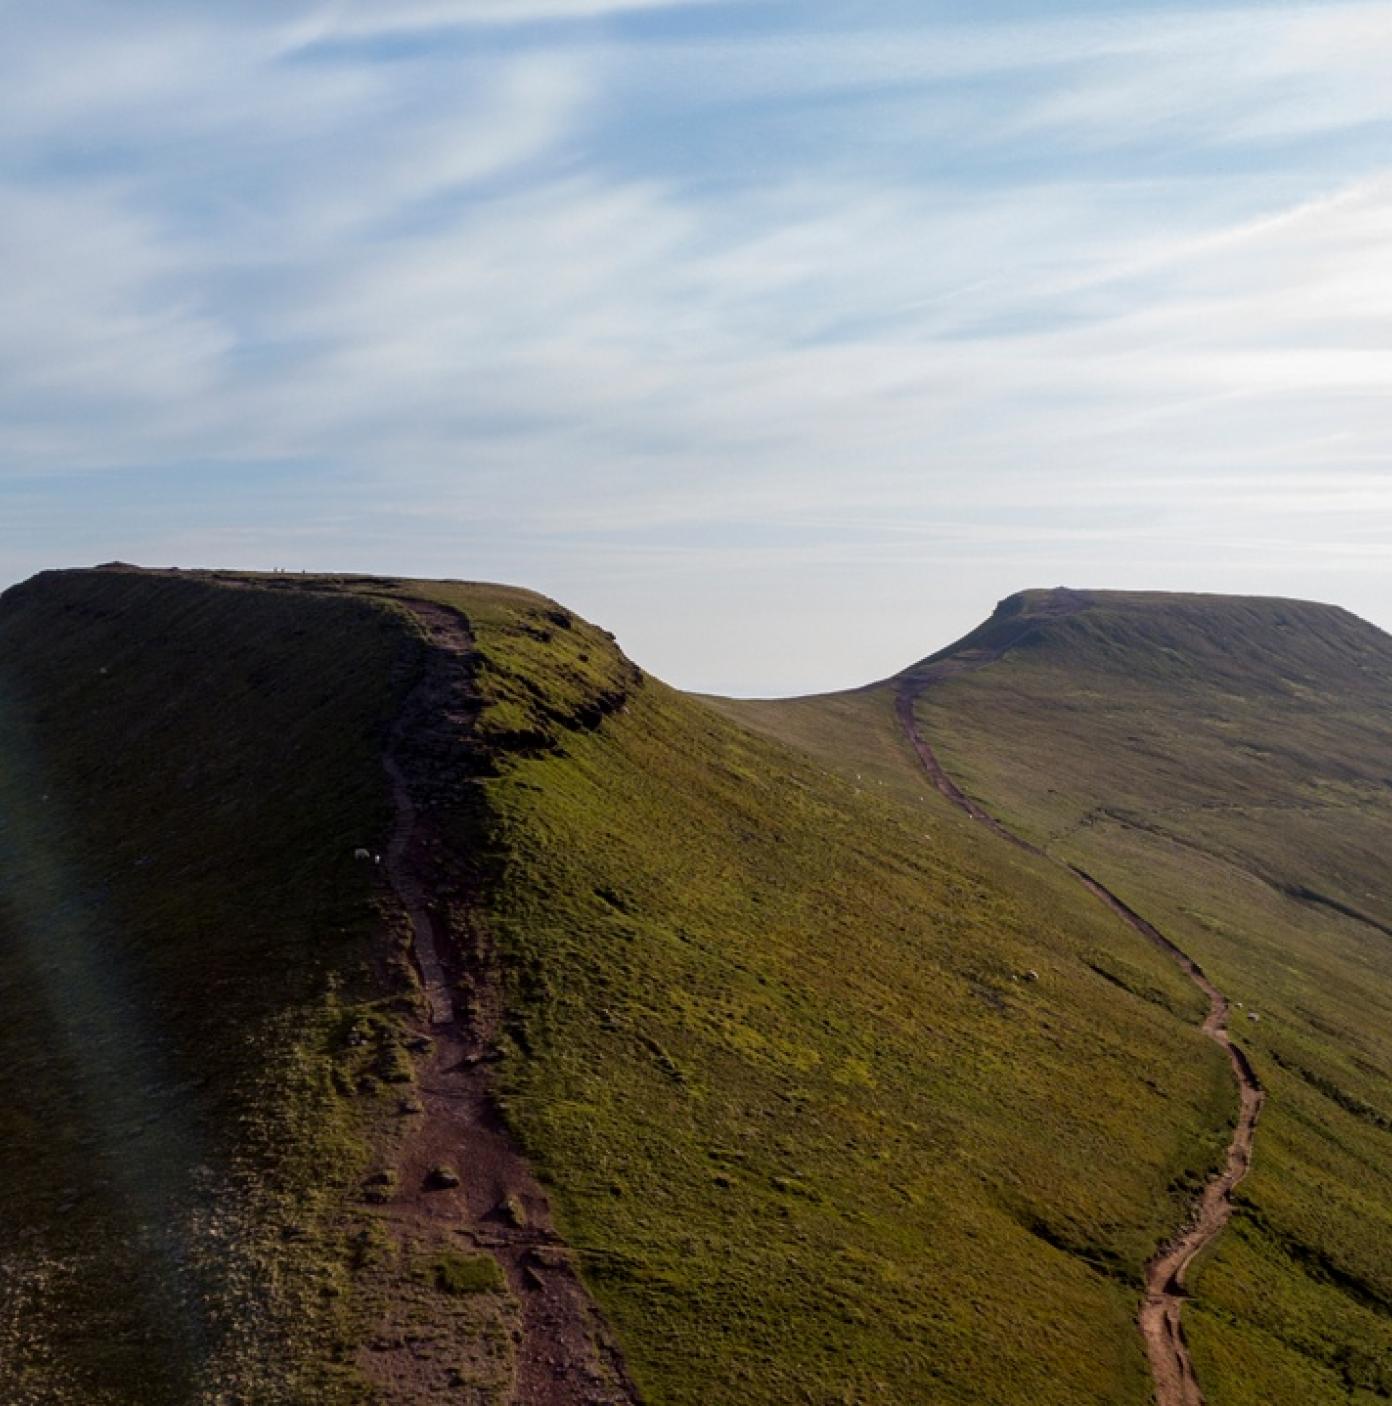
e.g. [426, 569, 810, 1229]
[297, 0, 725, 37]
[2, 0, 1391, 690]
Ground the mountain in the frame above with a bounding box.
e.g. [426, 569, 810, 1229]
[2, 570, 1389, 1406]
[720, 587, 1392, 1406]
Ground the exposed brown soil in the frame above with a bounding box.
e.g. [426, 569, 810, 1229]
[362, 599, 641, 1406]
[1071, 871, 1265, 1406]
[895, 623, 1265, 1406]
[894, 690, 1040, 853]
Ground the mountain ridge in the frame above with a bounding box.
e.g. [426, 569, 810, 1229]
[4, 565, 1392, 1405]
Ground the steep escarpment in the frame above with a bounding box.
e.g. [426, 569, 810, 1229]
[0, 568, 646, 1405]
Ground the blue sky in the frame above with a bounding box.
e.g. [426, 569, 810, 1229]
[3, 0, 1391, 693]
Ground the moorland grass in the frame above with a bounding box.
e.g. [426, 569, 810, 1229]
[416, 581, 1238, 1405]
[0, 570, 423, 1403]
[431, 1252, 506, 1297]
[886, 590, 1392, 1403]
[0, 570, 1306, 1405]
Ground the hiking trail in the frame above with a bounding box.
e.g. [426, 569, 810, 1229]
[894, 609, 1264, 1406]
[369, 598, 642, 1406]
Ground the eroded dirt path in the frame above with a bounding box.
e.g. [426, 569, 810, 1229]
[1069, 870, 1266, 1406]
[366, 599, 641, 1406]
[895, 664, 1264, 1406]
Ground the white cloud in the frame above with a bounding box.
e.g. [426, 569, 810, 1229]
[0, 181, 228, 457]
[3, 1, 1392, 689]
[290, 0, 722, 42]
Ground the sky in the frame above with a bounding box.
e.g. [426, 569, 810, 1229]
[2, 0, 1391, 694]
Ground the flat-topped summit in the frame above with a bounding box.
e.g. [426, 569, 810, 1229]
[897, 587, 1392, 695]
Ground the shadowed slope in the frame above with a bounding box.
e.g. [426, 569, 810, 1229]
[0, 569, 645, 1404]
[0, 571, 414, 1403]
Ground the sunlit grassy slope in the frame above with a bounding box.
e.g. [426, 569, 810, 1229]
[413, 578, 1234, 1405]
[25, 572, 1379, 1405]
[0, 567, 1248, 1405]
[723, 589, 1392, 1404]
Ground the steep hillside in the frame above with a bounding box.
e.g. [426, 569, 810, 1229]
[0, 570, 417, 1404]
[443, 581, 1227, 1406]
[2, 568, 1242, 1404]
[720, 588, 1392, 1405]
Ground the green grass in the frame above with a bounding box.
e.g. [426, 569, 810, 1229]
[0, 569, 424, 1404]
[791, 588, 1392, 1405]
[7, 570, 1369, 1404]
[412, 580, 1239, 1405]
[430, 1252, 507, 1297]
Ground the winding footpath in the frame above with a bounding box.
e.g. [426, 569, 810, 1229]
[374, 598, 642, 1406]
[895, 673, 1265, 1406]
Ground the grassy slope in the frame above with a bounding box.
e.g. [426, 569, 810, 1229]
[835, 590, 1392, 1404]
[422, 581, 1241, 1406]
[0, 569, 428, 1404]
[2, 569, 1307, 1405]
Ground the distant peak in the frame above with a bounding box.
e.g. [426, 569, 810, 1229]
[991, 586, 1094, 621]
[895, 587, 1392, 695]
